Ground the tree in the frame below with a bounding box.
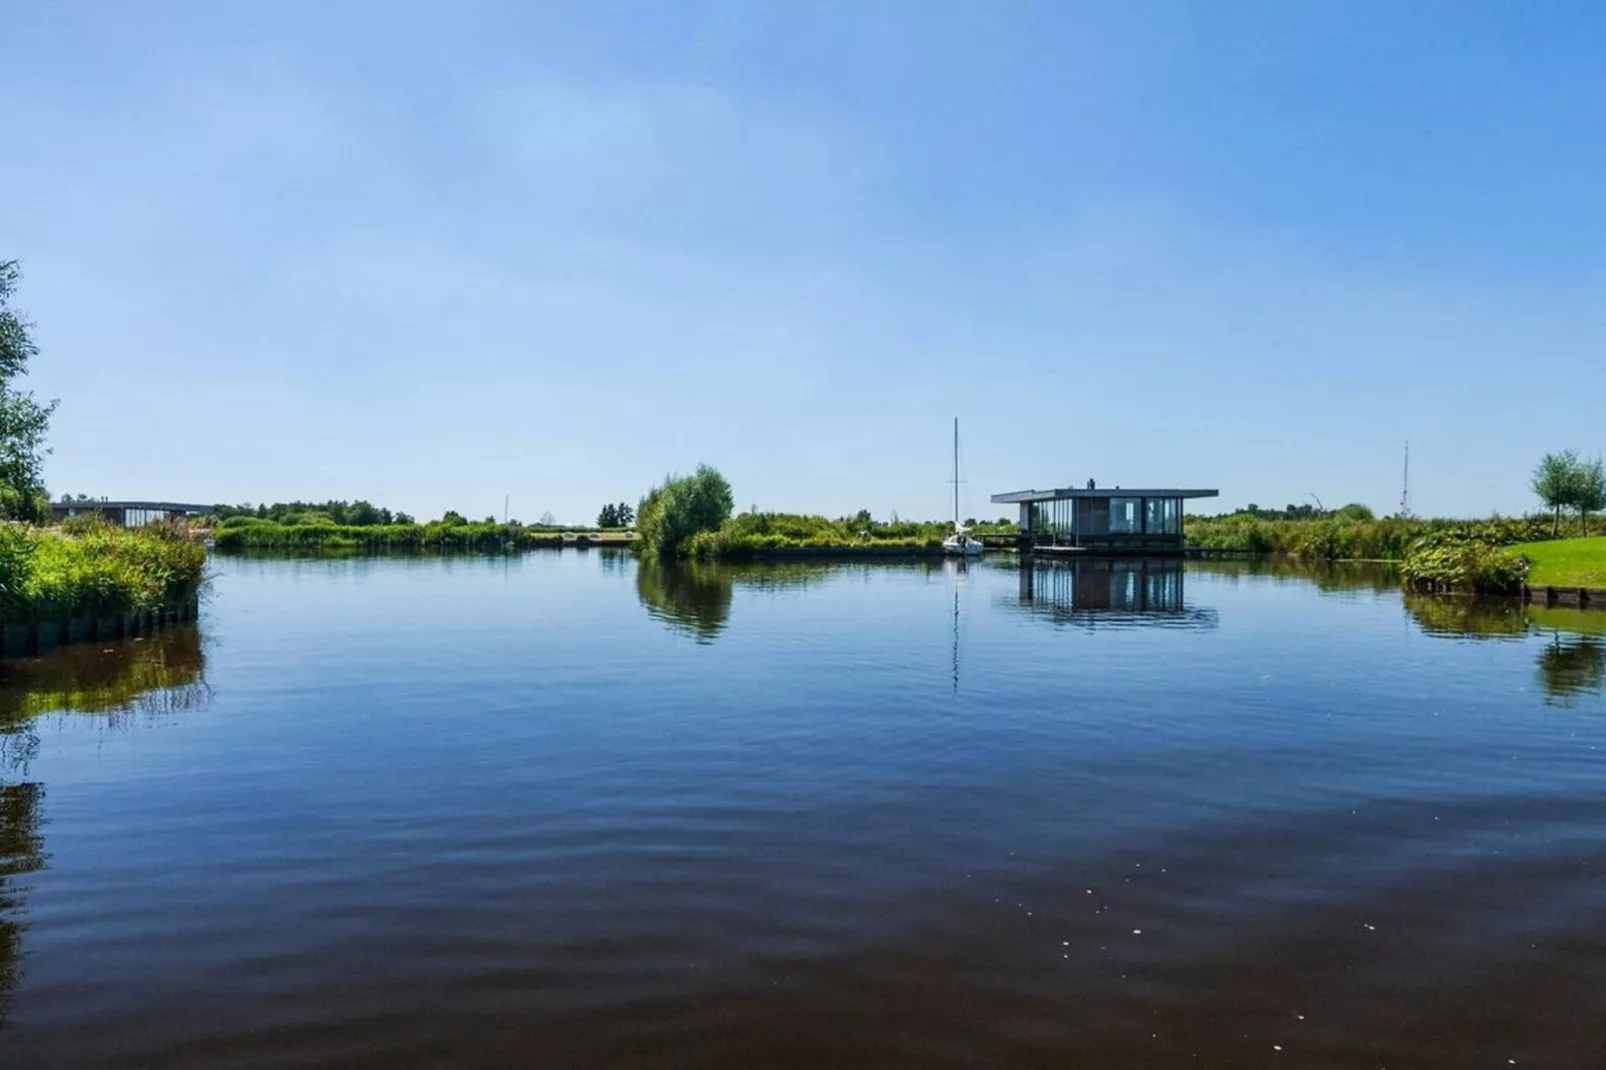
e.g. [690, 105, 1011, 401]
[539, 510, 556, 527]
[634, 464, 734, 556]
[1334, 503, 1375, 522]
[1576, 456, 1606, 535]
[598, 503, 619, 528]
[615, 501, 634, 528]
[0, 261, 55, 521]
[1533, 450, 1582, 538]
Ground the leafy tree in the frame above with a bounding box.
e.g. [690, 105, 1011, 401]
[394, 512, 415, 524]
[1334, 503, 1376, 522]
[442, 510, 467, 525]
[538, 510, 556, 527]
[598, 503, 635, 528]
[1576, 456, 1606, 535]
[1532, 450, 1582, 537]
[0, 261, 56, 521]
[635, 464, 734, 556]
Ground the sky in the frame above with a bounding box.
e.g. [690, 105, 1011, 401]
[2, 0, 1602, 522]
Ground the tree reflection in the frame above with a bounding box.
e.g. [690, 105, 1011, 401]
[0, 781, 44, 1025]
[635, 559, 836, 643]
[1535, 635, 1606, 708]
[636, 560, 733, 643]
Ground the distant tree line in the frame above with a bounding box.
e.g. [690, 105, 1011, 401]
[1532, 450, 1606, 537]
[1206, 502, 1374, 522]
[214, 500, 417, 526]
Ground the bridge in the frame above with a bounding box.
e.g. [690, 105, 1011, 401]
[51, 500, 215, 528]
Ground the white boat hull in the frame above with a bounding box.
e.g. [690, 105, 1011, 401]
[942, 535, 984, 557]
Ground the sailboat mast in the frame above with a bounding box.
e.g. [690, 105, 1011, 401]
[953, 418, 960, 527]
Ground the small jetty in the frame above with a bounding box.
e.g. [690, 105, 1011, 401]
[991, 483, 1219, 556]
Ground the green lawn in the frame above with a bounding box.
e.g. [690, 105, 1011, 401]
[1511, 537, 1606, 588]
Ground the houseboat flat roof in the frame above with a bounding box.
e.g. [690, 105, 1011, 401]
[53, 500, 215, 513]
[990, 488, 1220, 504]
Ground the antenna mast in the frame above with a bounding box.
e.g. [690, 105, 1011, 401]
[1399, 441, 1411, 517]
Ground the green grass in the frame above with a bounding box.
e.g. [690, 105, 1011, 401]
[1510, 537, 1606, 588]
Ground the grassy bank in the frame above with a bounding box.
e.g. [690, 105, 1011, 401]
[1186, 513, 1606, 595]
[1510, 537, 1606, 589]
[212, 516, 631, 553]
[0, 522, 206, 626]
[1184, 514, 1582, 560]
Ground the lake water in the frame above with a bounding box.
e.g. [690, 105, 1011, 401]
[1, 552, 1604, 1069]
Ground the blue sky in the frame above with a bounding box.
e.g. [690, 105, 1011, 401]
[2, 1, 1601, 522]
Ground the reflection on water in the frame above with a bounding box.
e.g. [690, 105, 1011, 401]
[1004, 558, 1219, 630]
[0, 626, 205, 1023]
[636, 560, 731, 642]
[1402, 593, 1530, 640]
[3, 556, 1606, 1067]
[1535, 635, 1606, 707]
[0, 625, 208, 740]
[636, 560, 838, 642]
[1189, 556, 1399, 593]
[0, 782, 42, 1026]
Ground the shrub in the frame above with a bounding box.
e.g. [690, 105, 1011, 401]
[635, 466, 734, 557]
[0, 520, 207, 624]
[1399, 534, 1529, 595]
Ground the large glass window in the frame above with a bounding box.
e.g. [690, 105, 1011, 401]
[1109, 497, 1141, 534]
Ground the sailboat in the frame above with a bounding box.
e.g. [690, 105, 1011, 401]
[942, 418, 985, 557]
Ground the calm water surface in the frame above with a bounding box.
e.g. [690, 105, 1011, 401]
[1, 552, 1604, 1069]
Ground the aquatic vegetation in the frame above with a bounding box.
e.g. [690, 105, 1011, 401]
[0, 521, 206, 625]
[1399, 535, 1528, 595]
